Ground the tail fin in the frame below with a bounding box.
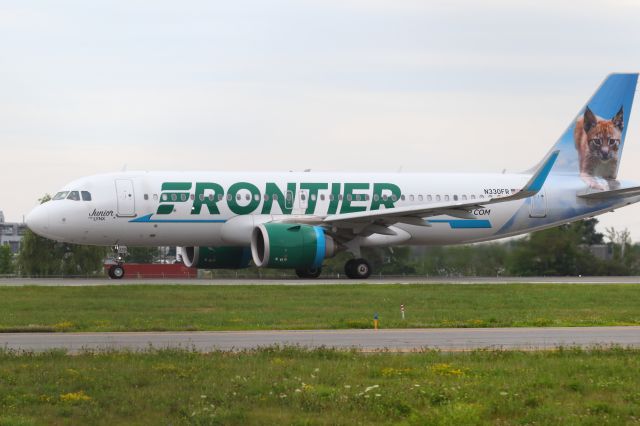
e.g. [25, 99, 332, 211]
[546, 73, 638, 182]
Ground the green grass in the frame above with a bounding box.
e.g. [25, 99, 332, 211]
[1, 347, 640, 425]
[1, 284, 640, 332]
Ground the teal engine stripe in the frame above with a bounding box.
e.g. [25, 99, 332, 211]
[428, 219, 492, 229]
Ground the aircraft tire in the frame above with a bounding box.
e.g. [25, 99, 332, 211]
[108, 265, 125, 279]
[345, 258, 371, 279]
[295, 266, 322, 279]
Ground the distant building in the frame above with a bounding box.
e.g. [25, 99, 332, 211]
[0, 211, 27, 254]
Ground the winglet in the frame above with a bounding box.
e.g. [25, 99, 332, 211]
[521, 150, 559, 196]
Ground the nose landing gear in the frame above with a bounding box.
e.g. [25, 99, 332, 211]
[107, 245, 128, 279]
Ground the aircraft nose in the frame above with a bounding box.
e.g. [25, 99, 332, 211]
[25, 205, 50, 237]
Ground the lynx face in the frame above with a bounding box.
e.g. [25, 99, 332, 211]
[573, 105, 624, 188]
[584, 107, 623, 162]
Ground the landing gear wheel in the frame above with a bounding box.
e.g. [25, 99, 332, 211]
[344, 258, 371, 279]
[295, 266, 322, 279]
[108, 265, 125, 279]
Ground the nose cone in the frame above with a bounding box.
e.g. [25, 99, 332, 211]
[25, 204, 50, 237]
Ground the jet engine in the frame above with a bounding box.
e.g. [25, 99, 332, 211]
[250, 223, 336, 269]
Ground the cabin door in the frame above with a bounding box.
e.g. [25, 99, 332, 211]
[115, 179, 136, 217]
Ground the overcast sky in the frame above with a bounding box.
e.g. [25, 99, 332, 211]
[2, 0, 640, 238]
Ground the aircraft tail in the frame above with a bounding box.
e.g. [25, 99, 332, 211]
[544, 73, 638, 183]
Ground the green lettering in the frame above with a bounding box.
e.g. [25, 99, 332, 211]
[192, 182, 224, 214]
[327, 183, 341, 214]
[228, 182, 260, 215]
[300, 182, 328, 214]
[340, 183, 369, 213]
[371, 183, 401, 210]
[261, 182, 296, 214]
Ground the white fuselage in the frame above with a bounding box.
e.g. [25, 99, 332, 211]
[25, 170, 637, 248]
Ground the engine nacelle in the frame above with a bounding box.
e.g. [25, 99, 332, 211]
[251, 223, 336, 269]
[179, 246, 251, 269]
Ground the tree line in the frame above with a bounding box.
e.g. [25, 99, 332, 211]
[1, 208, 638, 277]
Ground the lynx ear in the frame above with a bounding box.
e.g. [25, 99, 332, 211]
[583, 107, 598, 132]
[612, 106, 624, 131]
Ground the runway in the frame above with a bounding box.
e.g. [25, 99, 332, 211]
[2, 276, 640, 286]
[2, 326, 639, 353]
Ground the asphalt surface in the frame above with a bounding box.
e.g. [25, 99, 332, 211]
[2, 276, 640, 286]
[2, 326, 639, 353]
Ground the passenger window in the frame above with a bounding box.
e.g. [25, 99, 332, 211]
[217, 194, 223, 201]
[470, 195, 476, 200]
[453, 195, 458, 201]
[382, 195, 388, 201]
[143, 194, 149, 201]
[401, 195, 405, 201]
[162, 194, 168, 201]
[355, 194, 360, 201]
[236, 194, 241, 201]
[286, 191, 293, 201]
[418, 195, 423, 201]
[254, 194, 260, 201]
[273, 194, 278, 201]
[301, 194, 307, 201]
[190, 194, 194, 201]
[444, 195, 450, 201]
[180, 193, 187, 201]
[171, 194, 177, 201]
[391, 195, 397, 201]
[339, 194, 343, 201]
[410, 195, 415, 201]
[311, 194, 317, 201]
[436, 195, 441, 201]
[365, 194, 370, 201]
[479, 195, 485, 199]
[320, 194, 325, 201]
[329, 194, 334, 201]
[264, 194, 269, 201]
[153, 194, 158, 201]
[67, 191, 80, 201]
[81, 191, 92, 201]
[427, 195, 432, 202]
[462, 195, 467, 201]
[346, 194, 352, 201]
[226, 194, 232, 201]
[199, 194, 205, 201]
[245, 194, 250, 201]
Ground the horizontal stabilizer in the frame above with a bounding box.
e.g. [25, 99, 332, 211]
[577, 185, 640, 200]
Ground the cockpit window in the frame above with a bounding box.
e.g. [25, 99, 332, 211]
[81, 191, 92, 201]
[53, 191, 69, 200]
[67, 191, 80, 201]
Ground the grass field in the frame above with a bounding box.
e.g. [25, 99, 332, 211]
[1, 347, 639, 425]
[1, 284, 640, 332]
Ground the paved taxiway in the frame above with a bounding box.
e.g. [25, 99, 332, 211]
[2, 276, 640, 286]
[2, 326, 639, 353]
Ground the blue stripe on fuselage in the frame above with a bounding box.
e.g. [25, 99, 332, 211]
[129, 214, 226, 223]
[427, 219, 492, 229]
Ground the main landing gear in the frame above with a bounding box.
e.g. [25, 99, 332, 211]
[344, 258, 372, 279]
[108, 244, 128, 280]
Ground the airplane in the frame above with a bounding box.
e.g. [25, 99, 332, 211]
[25, 73, 640, 279]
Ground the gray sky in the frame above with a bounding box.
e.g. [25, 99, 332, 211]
[2, 0, 640, 238]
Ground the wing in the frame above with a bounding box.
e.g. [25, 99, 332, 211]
[322, 150, 559, 232]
